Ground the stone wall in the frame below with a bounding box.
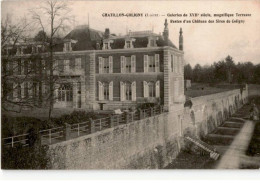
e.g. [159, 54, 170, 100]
[48, 87, 248, 169]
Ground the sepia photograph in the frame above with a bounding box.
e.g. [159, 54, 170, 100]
[1, 0, 260, 173]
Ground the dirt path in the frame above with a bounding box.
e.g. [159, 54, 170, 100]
[216, 119, 256, 169]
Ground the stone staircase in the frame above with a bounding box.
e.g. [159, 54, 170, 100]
[205, 106, 250, 146]
[185, 136, 220, 160]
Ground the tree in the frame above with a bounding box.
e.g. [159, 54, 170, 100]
[184, 64, 193, 80]
[193, 64, 202, 82]
[30, 0, 72, 119]
[225, 55, 235, 83]
[1, 14, 39, 112]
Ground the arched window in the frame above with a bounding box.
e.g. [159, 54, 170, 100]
[148, 82, 155, 97]
[103, 82, 109, 100]
[125, 82, 132, 101]
[58, 83, 73, 102]
[17, 84, 21, 99]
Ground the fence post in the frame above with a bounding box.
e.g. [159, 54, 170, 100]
[90, 118, 95, 134]
[126, 112, 130, 123]
[116, 115, 120, 126]
[131, 112, 134, 122]
[65, 123, 71, 140]
[110, 115, 114, 128]
[11, 137, 14, 148]
[160, 105, 164, 114]
[139, 109, 143, 120]
[49, 129, 52, 144]
[99, 119, 102, 131]
[150, 107, 153, 117]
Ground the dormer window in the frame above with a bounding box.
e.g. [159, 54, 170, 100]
[64, 42, 71, 52]
[124, 37, 135, 49]
[126, 41, 131, 48]
[16, 47, 24, 55]
[63, 39, 77, 52]
[147, 36, 158, 47]
[102, 39, 113, 50]
[150, 40, 155, 47]
[104, 43, 109, 50]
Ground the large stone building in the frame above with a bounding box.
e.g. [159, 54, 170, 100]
[2, 19, 185, 112]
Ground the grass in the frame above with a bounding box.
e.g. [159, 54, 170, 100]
[185, 83, 233, 98]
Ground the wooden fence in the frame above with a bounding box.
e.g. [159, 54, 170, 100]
[2, 106, 165, 148]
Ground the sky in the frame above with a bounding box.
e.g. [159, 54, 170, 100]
[1, 0, 260, 67]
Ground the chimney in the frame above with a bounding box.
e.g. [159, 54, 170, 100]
[179, 28, 183, 51]
[163, 19, 169, 43]
[104, 28, 110, 39]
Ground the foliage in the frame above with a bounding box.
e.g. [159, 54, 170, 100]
[51, 110, 99, 126]
[185, 55, 260, 84]
[2, 131, 49, 169]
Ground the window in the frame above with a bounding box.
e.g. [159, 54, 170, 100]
[121, 56, 135, 73]
[64, 60, 69, 71]
[99, 81, 113, 101]
[103, 83, 109, 100]
[33, 82, 38, 98]
[64, 42, 71, 52]
[24, 82, 29, 98]
[148, 56, 155, 72]
[75, 58, 81, 70]
[99, 56, 113, 74]
[148, 82, 155, 97]
[17, 59, 22, 75]
[150, 40, 155, 47]
[125, 57, 131, 73]
[103, 58, 109, 73]
[104, 43, 108, 50]
[125, 82, 132, 101]
[77, 82, 81, 108]
[144, 80, 160, 98]
[58, 60, 64, 72]
[7, 83, 13, 100]
[126, 41, 131, 48]
[58, 83, 73, 102]
[144, 54, 159, 73]
[17, 84, 21, 99]
[120, 81, 136, 101]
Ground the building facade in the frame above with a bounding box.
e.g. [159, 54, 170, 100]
[2, 19, 185, 112]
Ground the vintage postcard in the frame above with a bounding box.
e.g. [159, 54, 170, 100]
[1, 0, 260, 171]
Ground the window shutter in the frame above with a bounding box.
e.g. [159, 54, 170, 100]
[109, 81, 113, 100]
[42, 82, 45, 95]
[144, 55, 148, 73]
[109, 56, 113, 73]
[13, 60, 18, 75]
[21, 82, 24, 98]
[21, 59, 24, 75]
[28, 82, 33, 98]
[98, 81, 104, 100]
[131, 81, 136, 101]
[120, 82, 124, 101]
[156, 80, 160, 98]
[99, 57, 103, 74]
[155, 54, 160, 72]
[121, 56, 125, 73]
[143, 81, 148, 98]
[13, 83, 17, 100]
[131, 55, 136, 73]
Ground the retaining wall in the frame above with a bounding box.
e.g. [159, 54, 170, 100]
[48, 87, 248, 169]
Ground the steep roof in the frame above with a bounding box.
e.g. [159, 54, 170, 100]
[62, 26, 177, 51]
[109, 33, 177, 49]
[63, 25, 104, 51]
